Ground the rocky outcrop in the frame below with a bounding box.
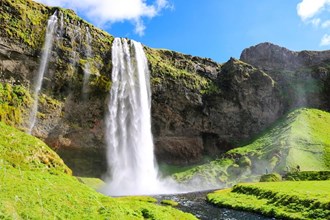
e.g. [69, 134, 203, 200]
[150, 56, 283, 164]
[240, 42, 330, 71]
[241, 42, 330, 111]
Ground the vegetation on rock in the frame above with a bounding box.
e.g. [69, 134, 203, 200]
[207, 181, 330, 219]
[0, 83, 32, 127]
[161, 200, 179, 207]
[146, 47, 221, 95]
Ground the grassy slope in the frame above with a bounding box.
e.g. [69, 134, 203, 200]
[173, 108, 330, 187]
[207, 181, 330, 220]
[0, 122, 196, 219]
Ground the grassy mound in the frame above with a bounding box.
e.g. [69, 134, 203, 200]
[173, 108, 330, 187]
[0, 121, 71, 174]
[0, 122, 196, 219]
[207, 181, 330, 219]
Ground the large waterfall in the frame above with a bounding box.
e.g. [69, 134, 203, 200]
[28, 12, 58, 134]
[103, 38, 176, 196]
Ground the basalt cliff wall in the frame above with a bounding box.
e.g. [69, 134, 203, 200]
[1, 0, 329, 177]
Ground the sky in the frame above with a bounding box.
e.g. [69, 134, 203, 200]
[33, 0, 330, 63]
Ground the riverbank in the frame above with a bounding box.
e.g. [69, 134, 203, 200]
[207, 180, 330, 219]
[154, 190, 274, 220]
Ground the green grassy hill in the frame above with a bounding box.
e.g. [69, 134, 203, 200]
[173, 108, 330, 187]
[207, 181, 330, 219]
[0, 122, 196, 219]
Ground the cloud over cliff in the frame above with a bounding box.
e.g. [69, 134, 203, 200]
[33, 0, 171, 36]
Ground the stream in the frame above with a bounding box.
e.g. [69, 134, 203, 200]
[154, 190, 276, 220]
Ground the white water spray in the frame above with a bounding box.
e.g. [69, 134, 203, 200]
[103, 38, 180, 196]
[82, 27, 92, 97]
[28, 12, 58, 134]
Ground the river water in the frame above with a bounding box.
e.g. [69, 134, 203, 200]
[154, 190, 276, 220]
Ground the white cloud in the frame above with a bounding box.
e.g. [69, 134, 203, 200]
[33, 0, 171, 36]
[320, 34, 330, 46]
[297, 0, 328, 21]
[321, 20, 330, 28]
[311, 18, 321, 27]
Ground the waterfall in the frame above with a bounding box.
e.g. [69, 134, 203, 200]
[28, 12, 58, 134]
[82, 27, 92, 97]
[103, 38, 177, 196]
[71, 25, 81, 70]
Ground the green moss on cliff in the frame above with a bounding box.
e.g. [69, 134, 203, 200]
[146, 48, 220, 95]
[0, 83, 32, 126]
[0, 0, 49, 49]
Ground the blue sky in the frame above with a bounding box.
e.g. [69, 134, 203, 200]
[35, 0, 330, 62]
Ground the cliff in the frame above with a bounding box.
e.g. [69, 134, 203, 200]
[1, 0, 328, 177]
[241, 42, 330, 110]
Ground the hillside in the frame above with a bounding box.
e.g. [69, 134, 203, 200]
[0, 121, 196, 219]
[173, 108, 330, 188]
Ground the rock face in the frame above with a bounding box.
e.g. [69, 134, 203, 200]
[240, 42, 330, 111]
[0, 0, 328, 176]
[240, 42, 330, 71]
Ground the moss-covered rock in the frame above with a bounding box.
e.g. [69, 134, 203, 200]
[161, 200, 179, 207]
[0, 83, 32, 127]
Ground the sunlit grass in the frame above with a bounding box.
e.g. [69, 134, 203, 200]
[208, 181, 330, 219]
[0, 122, 196, 219]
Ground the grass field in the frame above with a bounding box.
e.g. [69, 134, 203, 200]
[207, 181, 330, 219]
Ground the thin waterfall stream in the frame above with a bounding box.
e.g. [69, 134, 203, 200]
[28, 12, 58, 134]
[82, 27, 92, 98]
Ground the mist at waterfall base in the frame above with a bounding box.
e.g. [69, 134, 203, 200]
[101, 38, 189, 196]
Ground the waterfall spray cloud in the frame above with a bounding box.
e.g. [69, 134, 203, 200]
[33, 0, 172, 36]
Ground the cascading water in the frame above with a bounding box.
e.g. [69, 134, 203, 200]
[28, 12, 58, 134]
[70, 24, 81, 70]
[82, 27, 92, 97]
[103, 38, 179, 196]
